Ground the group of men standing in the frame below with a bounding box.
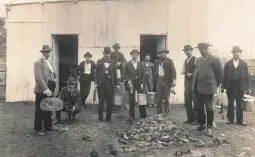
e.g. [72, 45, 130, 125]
[33, 41, 251, 137]
[182, 43, 251, 137]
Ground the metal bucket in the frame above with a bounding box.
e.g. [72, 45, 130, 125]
[114, 93, 123, 106]
[243, 98, 254, 112]
[147, 92, 156, 104]
[137, 93, 147, 106]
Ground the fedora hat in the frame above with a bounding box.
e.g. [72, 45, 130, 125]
[84, 52, 92, 58]
[157, 48, 169, 54]
[103, 47, 111, 54]
[182, 45, 193, 51]
[195, 42, 212, 48]
[66, 77, 77, 84]
[130, 49, 140, 55]
[231, 46, 242, 53]
[40, 45, 52, 52]
[112, 43, 120, 48]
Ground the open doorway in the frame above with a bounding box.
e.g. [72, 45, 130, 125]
[52, 34, 78, 96]
[140, 35, 167, 62]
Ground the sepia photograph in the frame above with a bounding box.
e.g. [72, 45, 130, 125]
[0, 0, 255, 156]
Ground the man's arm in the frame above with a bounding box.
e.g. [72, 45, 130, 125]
[34, 62, 48, 93]
[244, 62, 250, 91]
[221, 63, 228, 89]
[169, 59, 177, 86]
[120, 53, 127, 62]
[95, 60, 100, 86]
[124, 63, 130, 84]
[213, 57, 224, 87]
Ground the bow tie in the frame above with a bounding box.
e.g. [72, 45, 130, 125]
[86, 61, 91, 64]
[132, 61, 137, 63]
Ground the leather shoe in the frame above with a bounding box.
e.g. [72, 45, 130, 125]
[196, 125, 206, 131]
[37, 131, 45, 136]
[237, 122, 247, 126]
[226, 120, 234, 124]
[46, 126, 58, 131]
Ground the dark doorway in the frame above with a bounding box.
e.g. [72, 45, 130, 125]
[140, 35, 167, 62]
[52, 35, 78, 95]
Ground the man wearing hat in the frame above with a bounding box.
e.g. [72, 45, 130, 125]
[221, 46, 250, 126]
[192, 42, 223, 136]
[95, 47, 119, 122]
[34, 45, 58, 136]
[58, 76, 82, 120]
[124, 49, 147, 120]
[181, 45, 198, 124]
[153, 48, 176, 115]
[77, 52, 96, 108]
[110, 43, 127, 79]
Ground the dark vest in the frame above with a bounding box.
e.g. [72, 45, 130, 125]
[231, 64, 242, 81]
[184, 56, 196, 80]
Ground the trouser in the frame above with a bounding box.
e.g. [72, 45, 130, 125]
[184, 90, 197, 121]
[144, 75, 153, 93]
[227, 80, 244, 123]
[195, 90, 214, 128]
[156, 76, 170, 114]
[56, 105, 81, 121]
[79, 74, 92, 105]
[34, 81, 56, 131]
[98, 77, 114, 121]
[129, 80, 147, 119]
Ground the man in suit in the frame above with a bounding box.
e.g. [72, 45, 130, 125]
[34, 45, 58, 136]
[154, 49, 176, 115]
[181, 45, 197, 124]
[221, 46, 250, 126]
[95, 47, 119, 122]
[192, 42, 223, 137]
[58, 76, 82, 120]
[77, 52, 96, 108]
[124, 49, 147, 120]
[141, 54, 154, 107]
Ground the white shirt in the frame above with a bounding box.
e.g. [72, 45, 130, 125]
[158, 62, 164, 76]
[132, 60, 138, 70]
[233, 59, 239, 68]
[104, 62, 110, 73]
[146, 63, 149, 67]
[43, 57, 54, 73]
[84, 61, 91, 74]
[182, 56, 197, 74]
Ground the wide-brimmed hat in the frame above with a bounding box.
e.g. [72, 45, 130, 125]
[84, 52, 92, 58]
[231, 46, 242, 53]
[112, 43, 120, 48]
[182, 45, 193, 51]
[66, 77, 77, 84]
[103, 47, 111, 54]
[40, 45, 52, 52]
[195, 42, 212, 48]
[130, 49, 140, 55]
[157, 48, 169, 54]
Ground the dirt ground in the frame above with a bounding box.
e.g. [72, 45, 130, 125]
[0, 102, 255, 157]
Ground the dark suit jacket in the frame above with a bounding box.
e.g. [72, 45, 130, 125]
[96, 58, 117, 87]
[77, 60, 96, 81]
[153, 58, 176, 87]
[59, 87, 81, 110]
[222, 59, 250, 91]
[192, 54, 223, 95]
[110, 52, 126, 63]
[124, 61, 145, 86]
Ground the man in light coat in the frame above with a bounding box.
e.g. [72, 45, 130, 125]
[34, 45, 58, 136]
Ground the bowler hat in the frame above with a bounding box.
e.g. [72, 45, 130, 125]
[84, 52, 92, 58]
[182, 45, 193, 51]
[112, 43, 120, 48]
[66, 77, 77, 84]
[130, 49, 140, 55]
[195, 42, 212, 48]
[231, 46, 242, 53]
[157, 48, 169, 54]
[103, 47, 111, 54]
[40, 45, 52, 52]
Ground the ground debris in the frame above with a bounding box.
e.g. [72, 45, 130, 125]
[195, 140, 206, 147]
[107, 144, 118, 156]
[212, 137, 230, 145]
[174, 149, 191, 156]
[81, 134, 91, 142]
[116, 114, 197, 153]
[90, 149, 99, 157]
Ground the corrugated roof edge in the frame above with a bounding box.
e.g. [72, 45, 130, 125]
[4, 0, 76, 6]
